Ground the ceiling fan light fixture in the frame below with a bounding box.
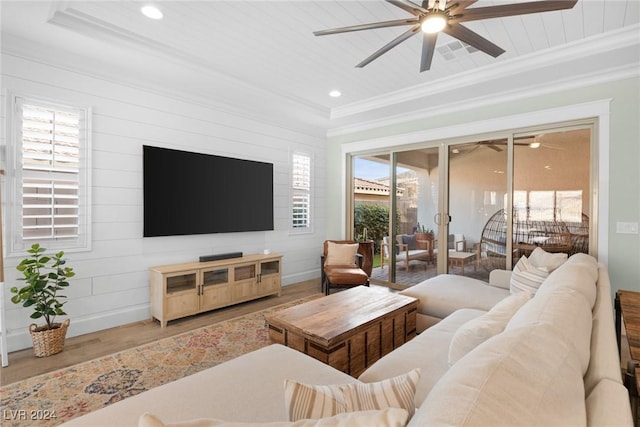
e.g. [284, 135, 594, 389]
[421, 12, 447, 34]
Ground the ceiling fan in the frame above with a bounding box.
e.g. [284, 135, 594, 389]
[477, 136, 565, 152]
[313, 0, 578, 72]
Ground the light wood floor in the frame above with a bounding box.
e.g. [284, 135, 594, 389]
[1, 280, 324, 386]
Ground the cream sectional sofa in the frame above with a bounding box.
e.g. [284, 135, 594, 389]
[62, 253, 631, 427]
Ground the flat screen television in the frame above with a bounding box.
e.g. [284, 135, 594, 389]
[143, 145, 274, 237]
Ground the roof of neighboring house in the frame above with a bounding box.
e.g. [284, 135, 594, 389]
[354, 178, 403, 196]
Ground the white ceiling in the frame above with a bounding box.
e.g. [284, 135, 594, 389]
[1, 0, 639, 128]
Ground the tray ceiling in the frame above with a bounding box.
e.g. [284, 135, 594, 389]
[1, 1, 639, 121]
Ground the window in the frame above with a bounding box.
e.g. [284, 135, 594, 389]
[7, 95, 91, 254]
[291, 152, 312, 231]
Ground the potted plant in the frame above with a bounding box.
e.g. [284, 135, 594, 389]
[10, 243, 75, 357]
[415, 223, 435, 251]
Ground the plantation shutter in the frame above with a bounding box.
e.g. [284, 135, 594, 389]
[18, 101, 82, 242]
[292, 152, 311, 229]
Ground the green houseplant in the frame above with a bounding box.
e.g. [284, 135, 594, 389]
[10, 243, 75, 357]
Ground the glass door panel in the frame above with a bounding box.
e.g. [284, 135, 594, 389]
[353, 155, 393, 284]
[392, 148, 439, 286]
[448, 140, 508, 280]
[512, 128, 591, 265]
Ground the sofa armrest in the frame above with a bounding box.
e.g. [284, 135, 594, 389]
[489, 269, 512, 290]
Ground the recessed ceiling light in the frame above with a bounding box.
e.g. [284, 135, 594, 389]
[141, 5, 163, 20]
[329, 90, 341, 98]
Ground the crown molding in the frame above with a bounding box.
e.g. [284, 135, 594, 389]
[329, 24, 640, 122]
[327, 61, 639, 138]
[1, 35, 329, 139]
[47, 5, 330, 118]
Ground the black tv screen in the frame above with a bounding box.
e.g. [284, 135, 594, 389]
[143, 145, 274, 237]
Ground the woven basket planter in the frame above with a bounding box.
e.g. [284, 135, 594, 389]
[29, 318, 70, 357]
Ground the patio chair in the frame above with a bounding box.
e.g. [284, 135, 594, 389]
[380, 235, 430, 271]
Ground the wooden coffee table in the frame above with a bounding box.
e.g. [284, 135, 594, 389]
[266, 286, 418, 377]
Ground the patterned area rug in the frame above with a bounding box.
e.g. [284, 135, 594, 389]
[0, 295, 321, 427]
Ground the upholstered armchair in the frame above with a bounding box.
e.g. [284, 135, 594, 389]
[321, 240, 370, 295]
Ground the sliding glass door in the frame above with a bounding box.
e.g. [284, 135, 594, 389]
[447, 139, 508, 281]
[350, 122, 594, 288]
[512, 127, 592, 264]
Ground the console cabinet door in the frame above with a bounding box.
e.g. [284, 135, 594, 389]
[258, 259, 281, 296]
[231, 263, 258, 301]
[200, 267, 231, 311]
[164, 271, 199, 321]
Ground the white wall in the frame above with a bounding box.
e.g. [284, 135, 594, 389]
[1, 50, 327, 352]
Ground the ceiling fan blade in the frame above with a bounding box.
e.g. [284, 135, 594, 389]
[356, 25, 421, 68]
[453, 1, 578, 23]
[446, 0, 479, 16]
[443, 23, 505, 57]
[385, 0, 428, 16]
[313, 18, 420, 36]
[420, 32, 438, 72]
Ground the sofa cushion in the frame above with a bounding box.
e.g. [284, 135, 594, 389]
[510, 255, 549, 294]
[400, 274, 508, 320]
[528, 246, 568, 272]
[506, 288, 593, 374]
[536, 253, 598, 309]
[448, 291, 532, 365]
[414, 324, 586, 427]
[138, 409, 409, 427]
[359, 308, 485, 406]
[325, 242, 358, 266]
[284, 369, 420, 421]
[60, 345, 359, 426]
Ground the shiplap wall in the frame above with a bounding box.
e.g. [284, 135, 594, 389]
[1, 51, 327, 352]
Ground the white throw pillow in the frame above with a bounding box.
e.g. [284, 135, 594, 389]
[284, 369, 420, 421]
[138, 409, 409, 427]
[448, 291, 532, 365]
[325, 242, 359, 266]
[528, 247, 568, 272]
[510, 255, 549, 295]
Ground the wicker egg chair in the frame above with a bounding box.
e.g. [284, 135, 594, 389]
[479, 209, 583, 271]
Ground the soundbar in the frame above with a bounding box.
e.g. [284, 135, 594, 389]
[199, 252, 243, 262]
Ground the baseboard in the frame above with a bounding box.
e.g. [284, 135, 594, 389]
[6, 305, 151, 353]
[283, 269, 320, 286]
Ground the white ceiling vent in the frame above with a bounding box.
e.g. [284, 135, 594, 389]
[437, 40, 479, 61]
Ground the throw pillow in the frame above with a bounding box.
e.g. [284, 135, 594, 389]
[325, 242, 358, 266]
[510, 255, 550, 295]
[284, 369, 420, 421]
[528, 247, 568, 272]
[401, 234, 417, 250]
[448, 291, 533, 365]
[138, 409, 409, 427]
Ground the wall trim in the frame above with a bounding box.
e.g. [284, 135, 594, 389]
[328, 63, 637, 138]
[6, 305, 150, 353]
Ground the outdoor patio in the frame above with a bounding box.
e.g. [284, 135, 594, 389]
[370, 258, 490, 288]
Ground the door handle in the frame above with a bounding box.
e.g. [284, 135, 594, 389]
[434, 214, 452, 225]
